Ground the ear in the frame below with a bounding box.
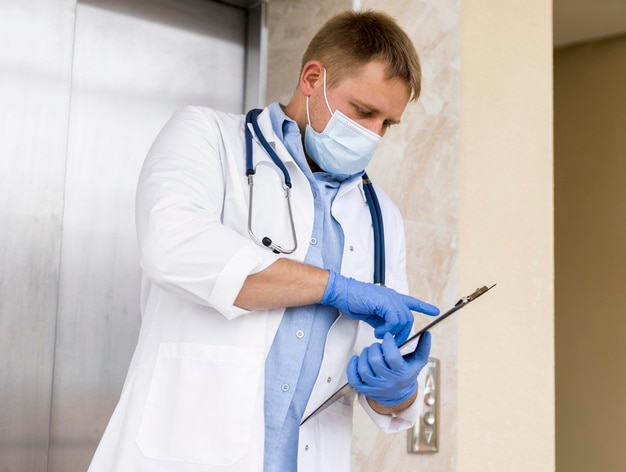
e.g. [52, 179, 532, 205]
[298, 60, 324, 96]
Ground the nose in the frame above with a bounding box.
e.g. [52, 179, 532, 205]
[361, 119, 387, 138]
[374, 121, 388, 138]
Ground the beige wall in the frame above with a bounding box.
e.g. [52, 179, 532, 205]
[555, 34, 626, 472]
[458, 0, 554, 471]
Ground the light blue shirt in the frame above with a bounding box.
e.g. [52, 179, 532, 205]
[262, 102, 360, 471]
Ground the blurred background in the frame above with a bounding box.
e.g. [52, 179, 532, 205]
[554, 1, 626, 472]
[0, 0, 623, 471]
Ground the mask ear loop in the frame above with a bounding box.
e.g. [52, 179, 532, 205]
[321, 68, 333, 114]
[306, 96, 312, 126]
[306, 68, 334, 128]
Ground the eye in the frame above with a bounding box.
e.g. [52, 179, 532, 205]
[354, 105, 372, 117]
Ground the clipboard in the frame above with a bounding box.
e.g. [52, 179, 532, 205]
[300, 284, 496, 425]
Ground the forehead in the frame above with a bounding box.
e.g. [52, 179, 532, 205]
[329, 61, 411, 116]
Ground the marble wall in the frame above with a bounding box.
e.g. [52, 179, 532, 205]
[267, 0, 460, 470]
[266, 0, 352, 103]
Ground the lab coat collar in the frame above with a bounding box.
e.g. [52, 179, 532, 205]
[251, 106, 297, 166]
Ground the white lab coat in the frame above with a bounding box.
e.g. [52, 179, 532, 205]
[88, 106, 422, 472]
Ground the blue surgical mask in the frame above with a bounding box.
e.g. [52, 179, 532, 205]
[304, 69, 381, 175]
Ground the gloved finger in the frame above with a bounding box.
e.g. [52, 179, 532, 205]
[374, 323, 400, 339]
[380, 332, 406, 371]
[346, 313, 390, 340]
[404, 331, 432, 365]
[347, 355, 365, 388]
[373, 309, 410, 340]
[363, 341, 390, 380]
[393, 319, 412, 345]
[357, 344, 376, 385]
[395, 305, 413, 336]
[348, 356, 380, 396]
[402, 295, 440, 317]
[362, 315, 384, 331]
[377, 300, 399, 328]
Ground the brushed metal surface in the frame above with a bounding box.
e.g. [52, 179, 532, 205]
[407, 358, 440, 454]
[2, 0, 259, 469]
[245, 1, 268, 109]
[47, 2, 248, 470]
[0, 2, 76, 471]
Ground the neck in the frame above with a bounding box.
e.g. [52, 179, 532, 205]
[283, 96, 321, 173]
[283, 96, 308, 136]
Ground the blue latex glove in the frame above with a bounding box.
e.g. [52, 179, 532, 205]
[321, 270, 439, 344]
[347, 331, 431, 407]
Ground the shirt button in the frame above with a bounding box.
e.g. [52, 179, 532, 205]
[349, 245, 354, 251]
[326, 376, 332, 383]
[304, 444, 310, 451]
[310, 237, 317, 245]
[281, 383, 290, 392]
[296, 330, 305, 339]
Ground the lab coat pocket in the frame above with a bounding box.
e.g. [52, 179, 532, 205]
[311, 399, 353, 472]
[136, 342, 264, 466]
[298, 394, 354, 472]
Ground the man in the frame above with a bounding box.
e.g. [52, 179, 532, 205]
[89, 9, 438, 472]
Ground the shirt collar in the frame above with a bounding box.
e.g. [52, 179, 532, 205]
[267, 101, 298, 143]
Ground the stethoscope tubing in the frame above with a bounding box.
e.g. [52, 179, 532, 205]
[362, 173, 385, 285]
[244, 109, 385, 284]
[246, 108, 292, 187]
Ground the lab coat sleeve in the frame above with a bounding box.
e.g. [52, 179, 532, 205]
[136, 106, 279, 319]
[357, 367, 426, 433]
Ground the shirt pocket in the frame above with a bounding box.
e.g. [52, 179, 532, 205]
[136, 342, 264, 466]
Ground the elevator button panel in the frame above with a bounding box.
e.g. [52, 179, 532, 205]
[407, 357, 439, 454]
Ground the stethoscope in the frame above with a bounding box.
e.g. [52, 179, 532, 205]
[245, 108, 386, 285]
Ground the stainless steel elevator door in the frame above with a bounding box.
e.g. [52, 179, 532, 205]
[47, 1, 247, 470]
[0, 3, 76, 471]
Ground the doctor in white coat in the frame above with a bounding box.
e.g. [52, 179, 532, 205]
[89, 10, 439, 472]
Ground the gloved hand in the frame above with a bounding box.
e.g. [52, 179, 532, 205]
[347, 331, 431, 407]
[321, 270, 439, 344]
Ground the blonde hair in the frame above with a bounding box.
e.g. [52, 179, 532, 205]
[301, 10, 422, 101]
